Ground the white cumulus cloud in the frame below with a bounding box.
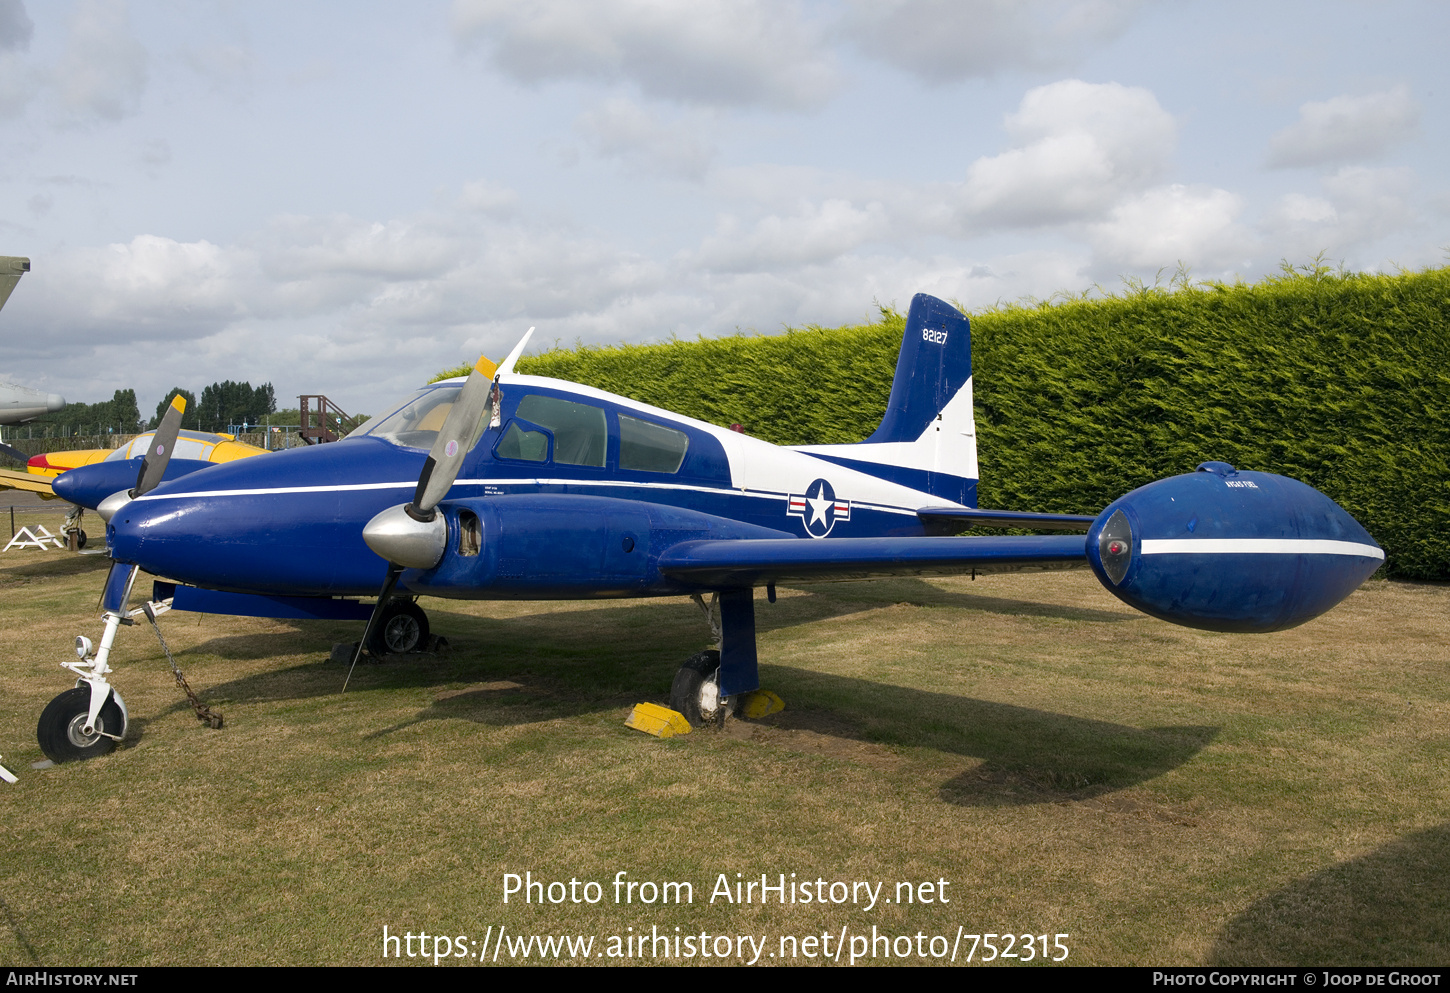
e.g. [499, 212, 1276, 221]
[576, 98, 717, 179]
[693, 199, 892, 272]
[845, 0, 1146, 82]
[962, 79, 1176, 226]
[1266, 86, 1419, 169]
[53, 0, 148, 122]
[451, 0, 840, 110]
[1088, 184, 1249, 270]
[1260, 166, 1418, 262]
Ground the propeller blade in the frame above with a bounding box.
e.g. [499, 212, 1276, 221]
[495, 326, 535, 378]
[343, 563, 404, 692]
[351, 331, 532, 684]
[0, 441, 26, 464]
[412, 355, 497, 517]
[134, 395, 187, 497]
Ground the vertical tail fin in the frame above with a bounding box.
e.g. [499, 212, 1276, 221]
[866, 293, 973, 444]
[0, 257, 30, 315]
[793, 293, 979, 506]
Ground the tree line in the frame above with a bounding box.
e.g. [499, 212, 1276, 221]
[25, 381, 278, 435]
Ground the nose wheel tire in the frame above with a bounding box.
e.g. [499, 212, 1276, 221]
[38, 687, 123, 763]
[670, 650, 731, 727]
[366, 600, 430, 657]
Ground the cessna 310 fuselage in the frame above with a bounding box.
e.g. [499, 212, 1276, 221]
[38, 293, 1384, 764]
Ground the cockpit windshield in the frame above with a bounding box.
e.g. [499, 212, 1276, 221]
[344, 383, 493, 452]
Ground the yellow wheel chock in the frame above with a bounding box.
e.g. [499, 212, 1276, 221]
[737, 689, 784, 719]
[625, 702, 692, 738]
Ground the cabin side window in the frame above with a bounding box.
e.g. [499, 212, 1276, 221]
[515, 395, 606, 467]
[494, 421, 549, 462]
[618, 414, 689, 473]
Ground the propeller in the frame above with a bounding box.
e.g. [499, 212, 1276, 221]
[346, 352, 506, 690]
[96, 394, 188, 523]
[94, 395, 187, 610]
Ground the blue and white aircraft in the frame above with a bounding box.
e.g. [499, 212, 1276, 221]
[41, 294, 1385, 763]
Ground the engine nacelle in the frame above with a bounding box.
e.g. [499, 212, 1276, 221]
[1086, 462, 1383, 632]
[413, 493, 791, 599]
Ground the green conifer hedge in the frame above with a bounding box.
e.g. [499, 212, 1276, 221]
[512, 267, 1450, 579]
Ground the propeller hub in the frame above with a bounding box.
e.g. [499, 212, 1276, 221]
[363, 504, 448, 570]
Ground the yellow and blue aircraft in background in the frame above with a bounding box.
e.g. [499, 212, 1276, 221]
[0, 430, 268, 550]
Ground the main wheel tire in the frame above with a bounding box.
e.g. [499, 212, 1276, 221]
[367, 600, 429, 657]
[75, 530, 87, 550]
[37, 687, 122, 763]
[670, 650, 727, 728]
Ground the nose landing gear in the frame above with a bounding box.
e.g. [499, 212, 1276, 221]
[37, 686, 125, 763]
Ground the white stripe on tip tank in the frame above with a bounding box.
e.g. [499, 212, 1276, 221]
[1141, 538, 1384, 559]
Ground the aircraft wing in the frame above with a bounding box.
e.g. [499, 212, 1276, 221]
[918, 506, 1096, 532]
[657, 534, 1088, 587]
[0, 468, 59, 499]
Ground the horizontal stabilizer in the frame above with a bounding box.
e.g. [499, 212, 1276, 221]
[918, 506, 1096, 533]
[659, 534, 1087, 588]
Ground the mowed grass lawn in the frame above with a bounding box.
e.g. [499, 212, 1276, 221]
[0, 519, 1446, 967]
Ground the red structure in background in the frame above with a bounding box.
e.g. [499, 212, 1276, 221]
[297, 395, 353, 445]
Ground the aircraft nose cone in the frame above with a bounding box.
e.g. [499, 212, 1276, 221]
[46, 393, 66, 414]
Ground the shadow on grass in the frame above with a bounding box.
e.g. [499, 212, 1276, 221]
[782, 578, 1131, 624]
[176, 594, 1213, 807]
[0, 552, 111, 581]
[156, 574, 1129, 667]
[1206, 823, 1450, 966]
[751, 674, 1215, 807]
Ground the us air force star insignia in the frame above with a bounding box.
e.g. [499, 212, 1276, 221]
[787, 478, 851, 538]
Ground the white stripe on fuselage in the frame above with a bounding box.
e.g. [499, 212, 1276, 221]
[132, 477, 922, 517]
[1141, 538, 1384, 559]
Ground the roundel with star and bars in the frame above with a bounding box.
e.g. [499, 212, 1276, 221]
[787, 478, 852, 538]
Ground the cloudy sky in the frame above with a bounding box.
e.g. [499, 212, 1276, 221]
[0, 0, 1444, 416]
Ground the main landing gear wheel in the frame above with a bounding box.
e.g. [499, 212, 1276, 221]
[37, 687, 122, 763]
[367, 599, 429, 657]
[74, 530, 87, 550]
[670, 650, 732, 728]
